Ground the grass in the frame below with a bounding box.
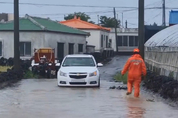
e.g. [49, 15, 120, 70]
[0, 66, 12, 73]
[114, 71, 128, 84]
[23, 70, 38, 79]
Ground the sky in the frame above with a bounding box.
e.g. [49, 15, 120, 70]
[0, 0, 177, 28]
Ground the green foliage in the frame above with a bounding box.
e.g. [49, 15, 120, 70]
[99, 16, 120, 28]
[64, 12, 95, 24]
[23, 70, 38, 79]
[169, 71, 174, 78]
[114, 71, 128, 84]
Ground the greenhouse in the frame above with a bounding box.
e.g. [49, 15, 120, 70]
[144, 24, 178, 80]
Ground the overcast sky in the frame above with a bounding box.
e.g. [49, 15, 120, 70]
[0, 0, 177, 28]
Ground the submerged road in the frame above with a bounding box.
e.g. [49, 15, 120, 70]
[0, 56, 178, 118]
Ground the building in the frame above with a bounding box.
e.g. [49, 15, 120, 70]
[0, 13, 14, 22]
[169, 10, 178, 26]
[109, 28, 138, 53]
[0, 14, 89, 61]
[60, 16, 111, 53]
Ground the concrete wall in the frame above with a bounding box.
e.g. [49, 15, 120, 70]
[8, 13, 14, 21]
[0, 31, 86, 59]
[82, 30, 109, 52]
[44, 32, 86, 57]
[100, 30, 110, 49]
[145, 50, 178, 80]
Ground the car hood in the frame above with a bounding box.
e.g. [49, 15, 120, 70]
[60, 67, 97, 73]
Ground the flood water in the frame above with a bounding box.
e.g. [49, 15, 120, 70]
[0, 56, 178, 118]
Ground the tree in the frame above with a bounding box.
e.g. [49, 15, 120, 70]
[153, 22, 158, 26]
[99, 16, 120, 28]
[150, 22, 158, 26]
[64, 12, 95, 24]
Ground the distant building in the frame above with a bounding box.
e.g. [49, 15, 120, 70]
[109, 28, 138, 53]
[0, 13, 14, 22]
[169, 10, 178, 26]
[60, 16, 111, 53]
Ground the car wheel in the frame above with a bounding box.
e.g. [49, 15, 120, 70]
[47, 69, 51, 78]
[97, 79, 100, 88]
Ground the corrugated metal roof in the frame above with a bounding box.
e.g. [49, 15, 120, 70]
[169, 10, 178, 25]
[145, 24, 178, 47]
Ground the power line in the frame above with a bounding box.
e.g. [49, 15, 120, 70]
[0, 1, 178, 9]
[0, 2, 137, 8]
[145, 11, 162, 25]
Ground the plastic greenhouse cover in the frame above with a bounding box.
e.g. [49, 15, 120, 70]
[145, 24, 178, 47]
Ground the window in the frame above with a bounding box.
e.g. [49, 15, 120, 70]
[129, 36, 134, 46]
[101, 35, 104, 47]
[20, 42, 31, 56]
[62, 57, 95, 67]
[117, 35, 138, 47]
[69, 43, 74, 54]
[0, 41, 2, 56]
[134, 36, 138, 46]
[123, 36, 128, 46]
[106, 36, 108, 48]
[117, 36, 123, 46]
[78, 44, 83, 52]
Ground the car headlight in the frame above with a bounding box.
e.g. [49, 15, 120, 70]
[89, 71, 97, 77]
[60, 71, 67, 77]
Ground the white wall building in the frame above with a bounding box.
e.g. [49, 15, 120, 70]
[109, 28, 138, 52]
[0, 13, 14, 22]
[60, 17, 111, 53]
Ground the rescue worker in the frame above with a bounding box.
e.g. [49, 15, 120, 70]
[121, 48, 147, 98]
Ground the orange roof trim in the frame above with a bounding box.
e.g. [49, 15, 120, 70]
[60, 17, 110, 31]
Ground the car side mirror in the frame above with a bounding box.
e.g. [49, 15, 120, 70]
[97, 63, 103, 67]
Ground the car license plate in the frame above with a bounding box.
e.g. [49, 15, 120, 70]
[71, 79, 85, 82]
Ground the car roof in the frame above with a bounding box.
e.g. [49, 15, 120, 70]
[65, 54, 93, 58]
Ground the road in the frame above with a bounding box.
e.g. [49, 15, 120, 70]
[0, 56, 178, 118]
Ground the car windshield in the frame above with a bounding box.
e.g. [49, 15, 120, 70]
[62, 57, 95, 67]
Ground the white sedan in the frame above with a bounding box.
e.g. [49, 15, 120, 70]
[57, 54, 103, 87]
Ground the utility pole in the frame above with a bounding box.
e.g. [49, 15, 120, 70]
[122, 13, 124, 28]
[14, 0, 20, 70]
[125, 20, 128, 28]
[138, 0, 145, 59]
[113, 7, 118, 53]
[162, 0, 166, 26]
[97, 15, 100, 25]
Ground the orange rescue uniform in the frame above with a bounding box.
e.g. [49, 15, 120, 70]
[121, 54, 147, 97]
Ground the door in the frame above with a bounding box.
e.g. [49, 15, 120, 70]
[69, 43, 74, 54]
[57, 43, 64, 62]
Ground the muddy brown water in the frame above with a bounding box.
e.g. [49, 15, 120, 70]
[0, 56, 178, 118]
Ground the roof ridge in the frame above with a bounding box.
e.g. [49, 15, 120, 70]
[77, 19, 109, 30]
[47, 18, 90, 35]
[60, 18, 110, 31]
[25, 14, 47, 30]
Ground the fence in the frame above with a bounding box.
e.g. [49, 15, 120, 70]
[145, 50, 178, 80]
